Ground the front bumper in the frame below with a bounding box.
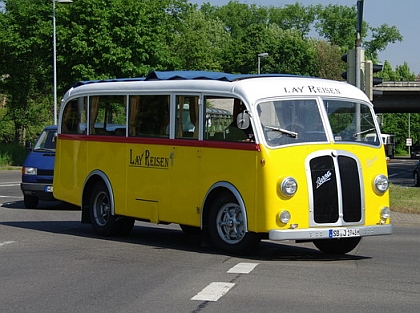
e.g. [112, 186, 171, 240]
[21, 182, 55, 201]
[269, 224, 393, 241]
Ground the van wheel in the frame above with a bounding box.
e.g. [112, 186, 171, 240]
[313, 237, 361, 255]
[89, 181, 119, 237]
[24, 195, 39, 209]
[208, 192, 260, 255]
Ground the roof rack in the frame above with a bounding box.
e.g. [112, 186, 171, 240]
[72, 70, 298, 88]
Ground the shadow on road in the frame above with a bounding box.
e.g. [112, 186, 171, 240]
[1, 200, 79, 210]
[0, 216, 370, 262]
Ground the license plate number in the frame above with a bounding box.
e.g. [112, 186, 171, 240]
[44, 186, 53, 193]
[329, 228, 360, 238]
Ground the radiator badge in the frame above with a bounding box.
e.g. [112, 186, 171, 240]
[316, 170, 332, 189]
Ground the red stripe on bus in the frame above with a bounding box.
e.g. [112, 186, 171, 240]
[58, 134, 261, 151]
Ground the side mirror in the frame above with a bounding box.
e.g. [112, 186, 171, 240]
[25, 140, 32, 151]
[237, 112, 250, 130]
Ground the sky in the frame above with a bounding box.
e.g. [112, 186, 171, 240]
[192, 0, 420, 75]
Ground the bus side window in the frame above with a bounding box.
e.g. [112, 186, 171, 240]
[89, 95, 126, 136]
[129, 95, 170, 138]
[175, 95, 199, 139]
[62, 97, 86, 134]
[205, 97, 253, 142]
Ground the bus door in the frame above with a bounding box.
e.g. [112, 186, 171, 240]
[162, 94, 202, 227]
[125, 95, 172, 222]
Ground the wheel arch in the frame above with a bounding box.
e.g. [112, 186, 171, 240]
[81, 170, 115, 223]
[201, 181, 248, 232]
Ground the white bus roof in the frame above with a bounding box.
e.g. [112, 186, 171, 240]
[63, 71, 371, 104]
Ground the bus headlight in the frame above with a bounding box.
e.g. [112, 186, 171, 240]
[279, 177, 298, 197]
[23, 167, 37, 175]
[381, 207, 391, 220]
[373, 174, 389, 194]
[279, 210, 291, 224]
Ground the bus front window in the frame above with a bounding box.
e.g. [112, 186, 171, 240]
[258, 99, 327, 147]
[324, 100, 381, 146]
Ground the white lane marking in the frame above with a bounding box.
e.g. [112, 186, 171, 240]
[0, 183, 20, 187]
[227, 262, 259, 274]
[191, 263, 259, 302]
[191, 282, 235, 301]
[0, 241, 15, 247]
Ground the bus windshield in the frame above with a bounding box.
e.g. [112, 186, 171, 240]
[258, 99, 327, 146]
[258, 98, 380, 147]
[324, 99, 380, 146]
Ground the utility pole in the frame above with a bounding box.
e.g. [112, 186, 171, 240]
[355, 0, 364, 138]
[355, 0, 364, 90]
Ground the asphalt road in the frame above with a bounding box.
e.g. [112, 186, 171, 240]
[1, 169, 420, 313]
[387, 157, 418, 186]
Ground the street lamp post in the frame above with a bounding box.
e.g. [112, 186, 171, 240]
[53, 0, 72, 125]
[257, 53, 269, 74]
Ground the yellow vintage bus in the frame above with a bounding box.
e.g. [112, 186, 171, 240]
[54, 71, 392, 255]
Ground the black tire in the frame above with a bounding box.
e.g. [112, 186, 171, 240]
[89, 180, 120, 237]
[208, 191, 260, 255]
[180, 224, 202, 235]
[313, 237, 361, 255]
[414, 171, 420, 187]
[24, 195, 39, 209]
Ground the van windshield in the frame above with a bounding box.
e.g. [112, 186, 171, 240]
[34, 129, 57, 152]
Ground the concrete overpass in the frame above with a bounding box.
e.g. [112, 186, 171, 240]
[372, 81, 420, 113]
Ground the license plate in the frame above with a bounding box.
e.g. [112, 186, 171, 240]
[44, 186, 53, 193]
[329, 228, 360, 238]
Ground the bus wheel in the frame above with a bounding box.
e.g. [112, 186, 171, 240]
[24, 195, 39, 209]
[208, 192, 260, 255]
[313, 237, 361, 255]
[89, 181, 119, 237]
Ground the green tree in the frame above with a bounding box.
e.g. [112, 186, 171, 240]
[379, 60, 416, 82]
[262, 26, 317, 76]
[380, 60, 399, 81]
[171, 10, 230, 71]
[312, 40, 343, 80]
[267, 3, 316, 36]
[314, 4, 402, 64]
[0, 0, 411, 146]
[62, 0, 194, 84]
[364, 24, 403, 62]
[381, 113, 420, 153]
[0, 0, 53, 143]
[0, 0, 194, 143]
[395, 62, 416, 81]
[314, 4, 358, 49]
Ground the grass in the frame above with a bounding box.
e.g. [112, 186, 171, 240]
[389, 183, 420, 213]
[0, 143, 28, 167]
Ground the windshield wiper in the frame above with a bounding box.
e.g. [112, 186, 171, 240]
[353, 127, 376, 137]
[33, 148, 55, 152]
[265, 125, 298, 138]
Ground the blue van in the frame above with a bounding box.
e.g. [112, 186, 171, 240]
[20, 125, 57, 209]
